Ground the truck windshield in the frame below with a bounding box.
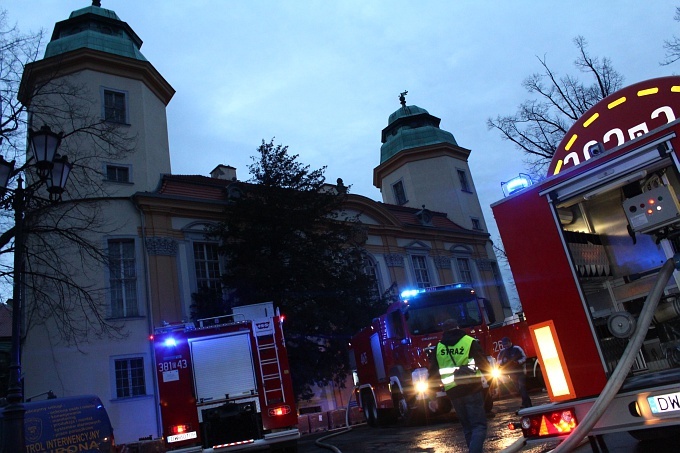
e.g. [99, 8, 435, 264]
[404, 290, 482, 335]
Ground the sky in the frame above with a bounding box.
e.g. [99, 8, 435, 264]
[4, 0, 680, 304]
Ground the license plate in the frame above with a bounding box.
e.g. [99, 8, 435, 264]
[168, 431, 198, 443]
[648, 392, 680, 414]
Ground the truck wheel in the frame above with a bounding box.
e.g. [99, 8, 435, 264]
[394, 391, 410, 419]
[362, 391, 379, 427]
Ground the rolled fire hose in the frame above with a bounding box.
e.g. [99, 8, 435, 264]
[549, 255, 680, 452]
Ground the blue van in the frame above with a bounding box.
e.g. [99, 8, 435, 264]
[2, 394, 114, 452]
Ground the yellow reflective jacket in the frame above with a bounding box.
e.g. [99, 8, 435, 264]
[436, 335, 481, 391]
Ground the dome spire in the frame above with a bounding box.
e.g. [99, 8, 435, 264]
[92, 0, 101, 6]
[399, 90, 408, 108]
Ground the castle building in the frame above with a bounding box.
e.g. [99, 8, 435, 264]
[16, 2, 510, 444]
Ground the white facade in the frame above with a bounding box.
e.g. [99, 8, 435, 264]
[19, 4, 173, 444]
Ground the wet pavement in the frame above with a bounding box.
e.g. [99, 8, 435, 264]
[297, 391, 680, 453]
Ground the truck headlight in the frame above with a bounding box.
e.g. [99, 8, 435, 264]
[412, 368, 429, 394]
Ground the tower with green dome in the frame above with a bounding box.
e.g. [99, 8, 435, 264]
[17, 1, 175, 445]
[374, 94, 487, 233]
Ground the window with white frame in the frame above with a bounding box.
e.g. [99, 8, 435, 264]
[411, 255, 431, 289]
[114, 356, 146, 398]
[103, 88, 128, 124]
[457, 169, 472, 193]
[457, 257, 473, 284]
[392, 180, 407, 205]
[108, 239, 138, 318]
[106, 164, 131, 183]
[193, 242, 221, 290]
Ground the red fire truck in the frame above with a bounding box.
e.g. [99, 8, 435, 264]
[349, 283, 539, 426]
[153, 302, 299, 452]
[492, 76, 680, 443]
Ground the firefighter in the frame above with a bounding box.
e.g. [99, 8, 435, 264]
[431, 318, 493, 453]
[497, 336, 532, 409]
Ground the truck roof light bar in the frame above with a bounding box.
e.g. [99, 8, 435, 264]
[400, 283, 472, 300]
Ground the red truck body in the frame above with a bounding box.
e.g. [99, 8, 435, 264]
[492, 76, 680, 441]
[349, 283, 538, 426]
[153, 302, 299, 451]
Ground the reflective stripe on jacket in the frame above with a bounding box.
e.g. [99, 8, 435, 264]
[436, 335, 480, 391]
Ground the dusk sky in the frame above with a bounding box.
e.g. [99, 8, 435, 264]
[5, 1, 680, 303]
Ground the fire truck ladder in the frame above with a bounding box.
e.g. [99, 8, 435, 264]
[255, 333, 287, 405]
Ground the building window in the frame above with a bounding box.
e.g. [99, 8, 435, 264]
[103, 89, 127, 124]
[457, 169, 472, 192]
[108, 239, 138, 318]
[411, 255, 431, 289]
[471, 218, 482, 230]
[114, 357, 146, 398]
[106, 164, 131, 183]
[392, 180, 407, 205]
[194, 242, 221, 290]
[457, 257, 473, 284]
[363, 256, 383, 299]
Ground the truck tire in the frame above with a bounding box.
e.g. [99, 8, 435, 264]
[362, 391, 379, 427]
[394, 391, 410, 420]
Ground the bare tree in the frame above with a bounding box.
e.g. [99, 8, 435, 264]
[1, 10, 138, 345]
[487, 36, 623, 175]
[662, 7, 680, 65]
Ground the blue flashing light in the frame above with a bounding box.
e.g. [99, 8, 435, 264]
[401, 283, 473, 300]
[502, 174, 533, 197]
[400, 288, 424, 300]
[163, 337, 177, 347]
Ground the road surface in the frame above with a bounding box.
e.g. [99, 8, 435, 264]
[297, 392, 679, 452]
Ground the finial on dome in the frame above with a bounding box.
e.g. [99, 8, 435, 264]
[92, 0, 101, 7]
[399, 90, 408, 108]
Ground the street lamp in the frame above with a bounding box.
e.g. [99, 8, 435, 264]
[1, 125, 71, 453]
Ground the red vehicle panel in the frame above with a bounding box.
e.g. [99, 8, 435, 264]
[492, 76, 680, 441]
[350, 284, 539, 426]
[153, 304, 299, 451]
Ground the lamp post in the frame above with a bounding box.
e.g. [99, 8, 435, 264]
[1, 125, 71, 453]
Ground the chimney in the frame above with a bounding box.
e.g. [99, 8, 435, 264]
[210, 165, 237, 181]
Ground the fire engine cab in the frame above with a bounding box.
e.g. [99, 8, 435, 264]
[153, 302, 299, 452]
[350, 283, 539, 426]
[492, 76, 680, 442]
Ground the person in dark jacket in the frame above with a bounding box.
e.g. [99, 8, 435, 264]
[497, 336, 532, 409]
[430, 318, 493, 453]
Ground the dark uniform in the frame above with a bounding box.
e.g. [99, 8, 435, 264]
[431, 319, 492, 453]
[497, 337, 532, 409]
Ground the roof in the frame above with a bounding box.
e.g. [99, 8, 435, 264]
[45, 5, 146, 61]
[139, 174, 472, 234]
[380, 105, 458, 164]
[381, 203, 468, 231]
[154, 174, 234, 201]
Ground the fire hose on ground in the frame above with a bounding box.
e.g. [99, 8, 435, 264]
[313, 387, 359, 452]
[501, 254, 680, 453]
